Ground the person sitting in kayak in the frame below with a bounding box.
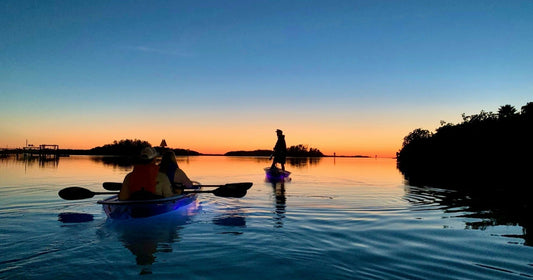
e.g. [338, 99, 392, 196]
[270, 129, 287, 171]
[119, 147, 174, 200]
[159, 150, 193, 193]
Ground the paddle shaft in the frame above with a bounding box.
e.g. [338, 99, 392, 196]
[103, 182, 245, 191]
[93, 191, 119, 195]
[58, 187, 119, 200]
[183, 189, 219, 194]
[60, 182, 252, 200]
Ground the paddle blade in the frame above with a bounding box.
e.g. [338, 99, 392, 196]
[213, 182, 253, 198]
[103, 182, 122, 191]
[225, 182, 253, 190]
[58, 187, 96, 200]
[213, 188, 247, 198]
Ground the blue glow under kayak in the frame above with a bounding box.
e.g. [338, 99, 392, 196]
[264, 167, 291, 182]
[97, 193, 197, 219]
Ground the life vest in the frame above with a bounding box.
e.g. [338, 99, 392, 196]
[128, 164, 159, 194]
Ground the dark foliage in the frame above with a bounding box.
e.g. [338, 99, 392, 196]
[286, 144, 324, 157]
[397, 102, 533, 189]
[171, 148, 200, 156]
[90, 139, 152, 156]
[90, 139, 201, 157]
[225, 145, 324, 157]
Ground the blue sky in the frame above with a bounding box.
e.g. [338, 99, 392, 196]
[1, 0, 532, 156]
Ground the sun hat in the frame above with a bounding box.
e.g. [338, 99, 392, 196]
[276, 129, 283, 133]
[140, 147, 158, 160]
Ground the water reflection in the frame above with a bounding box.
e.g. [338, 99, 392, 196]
[263, 180, 288, 229]
[2, 154, 327, 172]
[271, 182, 287, 228]
[102, 201, 199, 274]
[404, 185, 532, 246]
[213, 213, 246, 227]
[89, 155, 324, 172]
[90, 156, 135, 169]
[287, 157, 322, 168]
[58, 212, 94, 223]
[263, 165, 289, 228]
[224, 156, 323, 169]
[213, 207, 247, 235]
[1, 154, 60, 169]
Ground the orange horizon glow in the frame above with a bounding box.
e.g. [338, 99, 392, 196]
[0, 134, 402, 158]
[0, 113, 427, 158]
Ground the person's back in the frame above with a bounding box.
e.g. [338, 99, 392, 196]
[119, 147, 174, 200]
[159, 151, 178, 183]
[120, 163, 159, 200]
[159, 150, 193, 192]
[275, 134, 286, 155]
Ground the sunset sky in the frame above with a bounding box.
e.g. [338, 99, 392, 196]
[2, 1, 532, 157]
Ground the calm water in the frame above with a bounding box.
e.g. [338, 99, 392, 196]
[1, 155, 532, 279]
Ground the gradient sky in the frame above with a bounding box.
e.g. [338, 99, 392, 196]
[2, 0, 532, 157]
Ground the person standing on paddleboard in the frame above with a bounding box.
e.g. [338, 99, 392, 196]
[270, 129, 287, 171]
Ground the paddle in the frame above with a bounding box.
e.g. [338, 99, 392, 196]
[102, 182, 123, 191]
[59, 187, 118, 200]
[103, 181, 203, 191]
[183, 182, 253, 198]
[59, 182, 253, 200]
[103, 182, 251, 191]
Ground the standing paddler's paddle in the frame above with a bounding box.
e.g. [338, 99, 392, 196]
[59, 182, 253, 200]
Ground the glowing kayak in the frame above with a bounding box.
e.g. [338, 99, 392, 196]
[97, 193, 197, 219]
[264, 167, 291, 182]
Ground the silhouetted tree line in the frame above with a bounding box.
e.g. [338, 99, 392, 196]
[287, 144, 324, 157]
[225, 145, 324, 157]
[90, 139, 151, 155]
[170, 148, 200, 156]
[90, 139, 200, 156]
[397, 102, 533, 188]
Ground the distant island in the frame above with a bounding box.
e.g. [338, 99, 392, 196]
[6, 139, 202, 157]
[225, 144, 324, 157]
[89, 139, 201, 156]
[4, 139, 330, 158]
[86, 141, 325, 157]
[397, 101, 533, 189]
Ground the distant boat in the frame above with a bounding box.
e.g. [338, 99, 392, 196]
[264, 167, 291, 182]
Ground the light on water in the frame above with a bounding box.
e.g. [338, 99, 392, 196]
[1, 156, 532, 279]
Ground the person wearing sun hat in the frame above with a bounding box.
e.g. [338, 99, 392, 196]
[270, 129, 287, 171]
[119, 147, 174, 200]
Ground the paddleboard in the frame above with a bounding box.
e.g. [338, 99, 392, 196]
[264, 167, 291, 182]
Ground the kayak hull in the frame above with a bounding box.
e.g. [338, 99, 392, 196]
[97, 193, 197, 219]
[264, 167, 291, 182]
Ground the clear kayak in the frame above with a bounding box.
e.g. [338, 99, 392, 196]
[97, 193, 197, 220]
